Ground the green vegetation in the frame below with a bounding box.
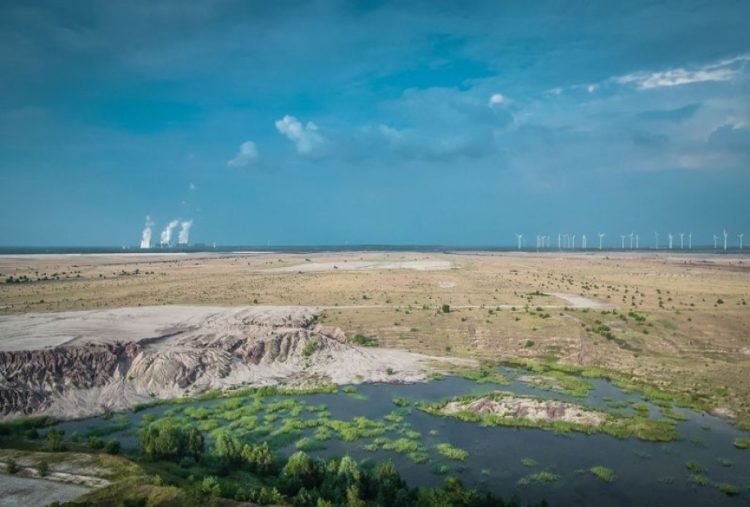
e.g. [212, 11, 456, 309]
[590, 466, 615, 482]
[352, 334, 379, 347]
[690, 474, 709, 486]
[733, 437, 749, 449]
[454, 366, 509, 385]
[431, 463, 450, 475]
[717, 482, 740, 496]
[418, 391, 679, 442]
[684, 460, 705, 474]
[520, 458, 538, 467]
[435, 442, 469, 461]
[517, 471, 561, 485]
[138, 418, 204, 461]
[392, 397, 411, 407]
[302, 340, 319, 357]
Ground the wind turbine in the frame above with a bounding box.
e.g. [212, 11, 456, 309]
[598, 233, 605, 250]
[629, 233, 634, 249]
[558, 233, 561, 250]
[635, 234, 639, 249]
[713, 235, 718, 249]
[654, 232, 659, 249]
[668, 233, 673, 250]
[739, 233, 744, 250]
[723, 229, 728, 251]
[572, 234, 576, 249]
[582, 234, 587, 249]
[679, 233, 684, 249]
[688, 232, 692, 250]
[516, 234, 523, 250]
[621, 235, 626, 249]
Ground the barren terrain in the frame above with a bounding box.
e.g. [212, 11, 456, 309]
[1, 250, 749, 425]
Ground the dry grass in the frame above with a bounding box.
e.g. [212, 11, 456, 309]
[1, 250, 749, 424]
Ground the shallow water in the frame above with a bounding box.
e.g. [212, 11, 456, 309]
[53, 368, 750, 506]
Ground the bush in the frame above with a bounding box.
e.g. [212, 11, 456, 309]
[88, 435, 104, 450]
[441, 304, 450, 313]
[139, 418, 204, 461]
[241, 441, 275, 474]
[7, 458, 18, 474]
[353, 334, 378, 347]
[104, 438, 121, 455]
[37, 460, 49, 477]
[213, 429, 241, 462]
[46, 428, 66, 452]
[302, 341, 319, 357]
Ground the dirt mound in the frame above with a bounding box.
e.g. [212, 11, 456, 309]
[442, 394, 605, 426]
[0, 306, 450, 419]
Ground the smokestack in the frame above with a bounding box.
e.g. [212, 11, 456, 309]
[160, 220, 179, 247]
[140, 216, 154, 249]
[178, 220, 193, 245]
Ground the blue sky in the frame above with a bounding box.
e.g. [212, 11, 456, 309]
[1, 0, 748, 247]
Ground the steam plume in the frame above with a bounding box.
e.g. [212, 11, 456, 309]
[160, 220, 179, 247]
[178, 220, 193, 245]
[140, 216, 154, 249]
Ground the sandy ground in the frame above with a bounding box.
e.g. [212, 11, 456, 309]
[0, 250, 749, 424]
[263, 259, 452, 272]
[0, 474, 90, 507]
[0, 305, 314, 351]
[0, 450, 121, 506]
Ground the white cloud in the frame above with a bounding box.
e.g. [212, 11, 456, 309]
[275, 115, 325, 154]
[189, 183, 196, 191]
[617, 67, 736, 89]
[615, 54, 749, 90]
[227, 140, 258, 167]
[488, 93, 506, 106]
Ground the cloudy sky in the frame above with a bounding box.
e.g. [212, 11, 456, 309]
[1, 0, 748, 247]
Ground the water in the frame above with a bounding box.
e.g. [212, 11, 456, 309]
[52, 370, 750, 506]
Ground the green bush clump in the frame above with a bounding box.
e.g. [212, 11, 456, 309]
[518, 471, 560, 485]
[435, 442, 469, 461]
[138, 418, 204, 461]
[353, 334, 378, 347]
[302, 340, 319, 357]
[521, 457, 538, 467]
[684, 460, 705, 474]
[590, 466, 615, 482]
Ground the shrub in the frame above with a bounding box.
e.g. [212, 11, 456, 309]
[7, 458, 18, 474]
[37, 460, 49, 477]
[435, 442, 469, 461]
[213, 429, 241, 462]
[46, 428, 66, 452]
[88, 435, 104, 450]
[353, 334, 378, 347]
[590, 466, 615, 482]
[441, 304, 450, 313]
[241, 442, 275, 474]
[138, 418, 204, 461]
[104, 438, 121, 455]
[302, 341, 319, 357]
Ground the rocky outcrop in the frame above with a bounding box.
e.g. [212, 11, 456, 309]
[0, 306, 438, 419]
[442, 394, 605, 426]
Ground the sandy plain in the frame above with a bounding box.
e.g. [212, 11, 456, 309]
[1, 250, 749, 425]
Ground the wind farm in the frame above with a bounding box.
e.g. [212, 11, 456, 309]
[512, 228, 746, 251]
